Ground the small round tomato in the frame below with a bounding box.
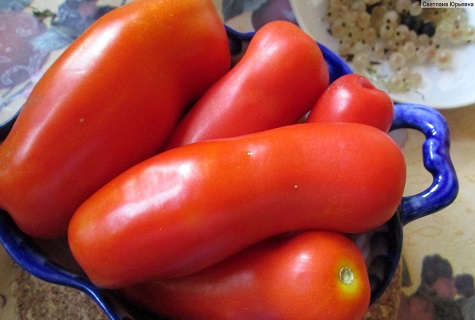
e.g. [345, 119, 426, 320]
[306, 74, 394, 132]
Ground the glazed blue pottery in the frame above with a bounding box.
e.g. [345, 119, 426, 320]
[0, 27, 458, 320]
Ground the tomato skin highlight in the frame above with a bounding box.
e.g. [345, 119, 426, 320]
[121, 231, 371, 320]
[68, 122, 405, 288]
[306, 74, 394, 132]
[0, 0, 230, 239]
[162, 20, 329, 150]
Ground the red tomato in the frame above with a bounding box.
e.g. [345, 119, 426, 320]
[121, 231, 371, 320]
[162, 20, 329, 150]
[68, 122, 405, 288]
[0, 0, 230, 238]
[306, 74, 394, 132]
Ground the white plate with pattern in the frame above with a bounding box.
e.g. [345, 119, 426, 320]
[290, 0, 475, 109]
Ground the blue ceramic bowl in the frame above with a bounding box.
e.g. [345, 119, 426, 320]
[0, 27, 458, 320]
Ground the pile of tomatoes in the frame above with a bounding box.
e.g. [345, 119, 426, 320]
[0, 1, 406, 319]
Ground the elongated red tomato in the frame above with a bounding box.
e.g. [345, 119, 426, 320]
[68, 122, 405, 288]
[0, 0, 230, 238]
[162, 20, 329, 150]
[121, 231, 371, 320]
[306, 74, 394, 132]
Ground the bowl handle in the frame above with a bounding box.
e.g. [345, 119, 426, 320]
[390, 103, 458, 226]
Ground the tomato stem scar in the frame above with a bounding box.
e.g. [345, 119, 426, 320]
[339, 267, 354, 285]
